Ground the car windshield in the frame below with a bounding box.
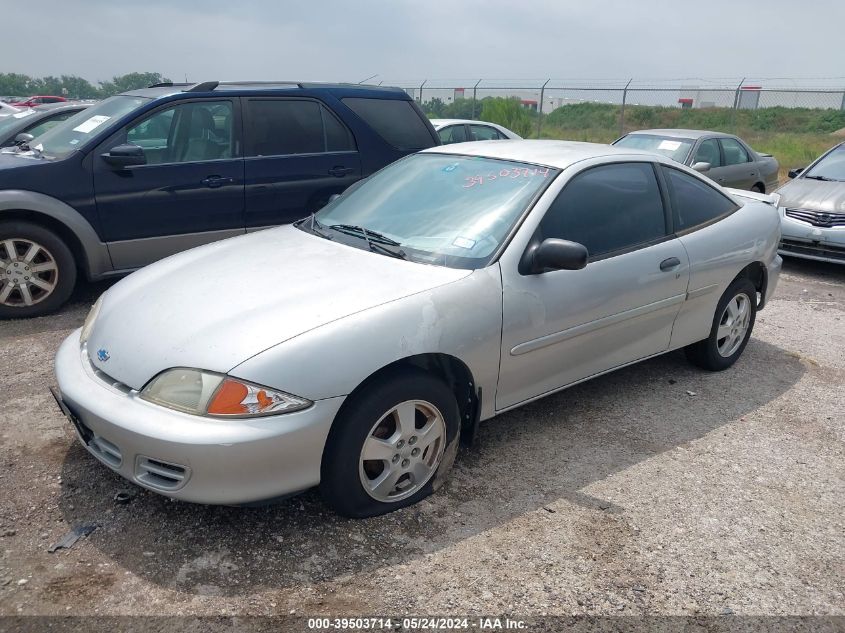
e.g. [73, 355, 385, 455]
[614, 134, 694, 163]
[0, 110, 37, 136]
[20, 95, 149, 160]
[804, 144, 845, 181]
[311, 153, 559, 269]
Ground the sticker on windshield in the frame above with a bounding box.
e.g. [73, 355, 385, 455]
[452, 236, 476, 249]
[13, 110, 37, 119]
[72, 115, 111, 134]
[658, 140, 682, 151]
[463, 166, 550, 188]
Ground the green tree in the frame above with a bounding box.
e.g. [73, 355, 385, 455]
[480, 97, 534, 137]
[98, 72, 171, 97]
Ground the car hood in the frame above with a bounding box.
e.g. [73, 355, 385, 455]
[776, 178, 845, 212]
[86, 225, 471, 390]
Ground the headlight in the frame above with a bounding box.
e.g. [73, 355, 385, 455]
[79, 296, 103, 346]
[140, 368, 311, 418]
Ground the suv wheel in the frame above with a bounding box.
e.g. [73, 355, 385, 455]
[320, 370, 461, 518]
[0, 220, 77, 318]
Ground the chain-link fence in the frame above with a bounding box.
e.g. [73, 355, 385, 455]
[377, 78, 845, 138]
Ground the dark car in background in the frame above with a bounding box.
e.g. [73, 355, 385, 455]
[614, 129, 780, 193]
[0, 81, 439, 317]
[0, 103, 91, 148]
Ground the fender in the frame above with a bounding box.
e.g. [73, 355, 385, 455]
[0, 189, 112, 279]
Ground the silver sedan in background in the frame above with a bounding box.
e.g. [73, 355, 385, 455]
[53, 140, 781, 518]
[614, 129, 780, 192]
[776, 141, 845, 264]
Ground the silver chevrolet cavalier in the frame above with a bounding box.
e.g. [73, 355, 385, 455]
[776, 141, 845, 264]
[53, 140, 782, 517]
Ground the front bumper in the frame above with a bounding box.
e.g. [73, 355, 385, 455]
[54, 329, 345, 505]
[779, 214, 845, 264]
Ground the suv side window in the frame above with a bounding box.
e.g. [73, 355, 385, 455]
[245, 99, 355, 156]
[720, 138, 750, 165]
[470, 124, 502, 141]
[693, 139, 722, 167]
[539, 162, 666, 258]
[126, 101, 233, 165]
[341, 97, 436, 150]
[662, 166, 738, 231]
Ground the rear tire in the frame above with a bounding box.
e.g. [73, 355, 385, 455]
[320, 370, 460, 518]
[685, 278, 757, 371]
[0, 220, 77, 319]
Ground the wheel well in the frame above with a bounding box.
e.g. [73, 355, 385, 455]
[0, 209, 88, 277]
[753, 182, 765, 193]
[339, 353, 479, 437]
[733, 261, 767, 307]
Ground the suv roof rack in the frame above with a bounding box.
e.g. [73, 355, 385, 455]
[175, 80, 406, 93]
[185, 81, 220, 92]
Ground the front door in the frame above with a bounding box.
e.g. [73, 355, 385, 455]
[718, 137, 757, 190]
[242, 98, 361, 229]
[497, 161, 690, 410]
[93, 99, 245, 269]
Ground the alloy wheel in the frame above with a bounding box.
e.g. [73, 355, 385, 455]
[716, 293, 751, 357]
[359, 399, 447, 503]
[0, 238, 59, 308]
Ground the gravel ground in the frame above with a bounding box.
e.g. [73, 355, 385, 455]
[0, 257, 843, 620]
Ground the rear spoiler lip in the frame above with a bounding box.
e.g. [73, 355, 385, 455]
[725, 187, 779, 206]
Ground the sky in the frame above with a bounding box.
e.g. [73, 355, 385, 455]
[4, 0, 845, 87]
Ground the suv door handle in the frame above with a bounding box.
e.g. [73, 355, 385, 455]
[328, 166, 354, 177]
[201, 175, 233, 188]
[659, 257, 681, 272]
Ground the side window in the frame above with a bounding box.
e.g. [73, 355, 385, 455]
[539, 162, 666, 258]
[663, 167, 738, 231]
[470, 125, 502, 141]
[693, 139, 722, 167]
[245, 99, 355, 156]
[437, 125, 468, 144]
[720, 138, 750, 165]
[125, 101, 233, 164]
[341, 97, 436, 150]
[25, 111, 77, 138]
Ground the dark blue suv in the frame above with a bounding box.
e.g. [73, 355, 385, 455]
[0, 81, 439, 317]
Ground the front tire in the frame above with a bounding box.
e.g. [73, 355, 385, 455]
[0, 221, 77, 319]
[685, 278, 757, 371]
[320, 370, 460, 518]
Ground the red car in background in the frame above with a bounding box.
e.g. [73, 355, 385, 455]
[9, 95, 68, 107]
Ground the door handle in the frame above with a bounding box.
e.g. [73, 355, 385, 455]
[328, 166, 353, 178]
[659, 257, 681, 272]
[201, 175, 233, 188]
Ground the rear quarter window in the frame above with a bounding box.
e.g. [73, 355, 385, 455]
[341, 97, 436, 150]
[662, 166, 739, 232]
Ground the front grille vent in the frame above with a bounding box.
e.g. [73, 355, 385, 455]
[89, 435, 122, 468]
[785, 208, 845, 228]
[135, 456, 190, 491]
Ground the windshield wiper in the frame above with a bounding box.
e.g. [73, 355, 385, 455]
[804, 175, 841, 182]
[327, 224, 402, 246]
[295, 213, 333, 239]
[327, 224, 406, 259]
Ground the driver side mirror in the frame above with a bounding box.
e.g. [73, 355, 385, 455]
[788, 167, 804, 179]
[101, 144, 146, 168]
[522, 238, 588, 275]
[14, 132, 34, 146]
[692, 161, 711, 173]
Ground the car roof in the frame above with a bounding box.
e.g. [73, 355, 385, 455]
[422, 139, 658, 169]
[625, 129, 733, 140]
[430, 118, 507, 128]
[31, 102, 90, 113]
[120, 81, 410, 99]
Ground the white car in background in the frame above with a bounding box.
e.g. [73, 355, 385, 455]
[431, 118, 521, 144]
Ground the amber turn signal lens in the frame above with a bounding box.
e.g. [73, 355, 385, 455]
[207, 379, 250, 415]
